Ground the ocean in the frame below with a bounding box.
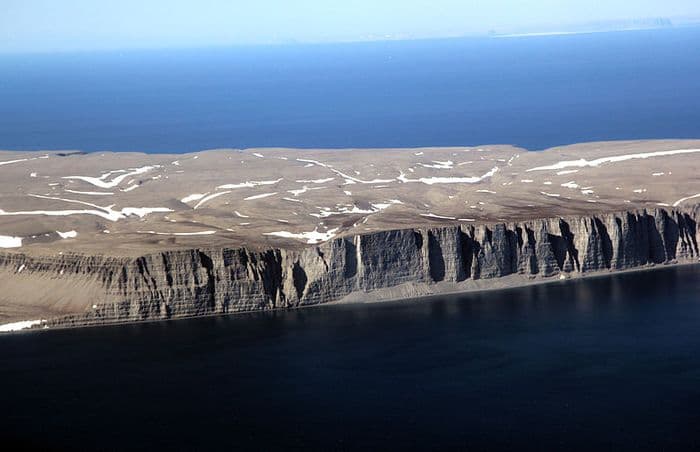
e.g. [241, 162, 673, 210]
[1, 27, 699, 153]
[2, 265, 700, 450]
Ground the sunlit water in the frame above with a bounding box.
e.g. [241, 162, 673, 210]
[1, 27, 700, 153]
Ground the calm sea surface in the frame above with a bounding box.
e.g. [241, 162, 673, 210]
[2, 265, 700, 450]
[1, 27, 700, 153]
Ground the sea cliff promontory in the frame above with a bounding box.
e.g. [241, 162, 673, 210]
[1, 140, 698, 331]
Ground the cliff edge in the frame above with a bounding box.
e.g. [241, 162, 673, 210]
[1, 140, 699, 330]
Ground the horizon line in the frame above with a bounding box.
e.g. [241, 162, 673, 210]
[2, 19, 700, 57]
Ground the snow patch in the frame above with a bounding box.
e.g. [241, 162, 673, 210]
[527, 149, 700, 172]
[398, 167, 499, 185]
[418, 160, 454, 169]
[63, 165, 159, 189]
[217, 178, 282, 190]
[0, 320, 44, 332]
[57, 230, 77, 239]
[264, 227, 339, 244]
[0, 235, 23, 248]
[288, 186, 325, 196]
[310, 200, 402, 218]
[295, 178, 335, 184]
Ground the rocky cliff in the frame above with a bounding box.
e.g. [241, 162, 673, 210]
[1, 205, 697, 329]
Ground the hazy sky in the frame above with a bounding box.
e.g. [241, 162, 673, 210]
[3, 0, 700, 53]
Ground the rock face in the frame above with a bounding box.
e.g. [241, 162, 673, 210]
[1, 206, 697, 329]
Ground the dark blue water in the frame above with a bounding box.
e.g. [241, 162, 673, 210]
[2, 265, 700, 451]
[1, 27, 700, 153]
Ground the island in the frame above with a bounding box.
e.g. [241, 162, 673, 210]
[0, 140, 698, 332]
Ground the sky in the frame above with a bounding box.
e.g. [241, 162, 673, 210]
[2, 0, 700, 53]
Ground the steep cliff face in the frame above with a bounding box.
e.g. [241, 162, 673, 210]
[1, 206, 698, 329]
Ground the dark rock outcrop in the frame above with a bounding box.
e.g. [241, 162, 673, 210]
[1, 206, 698, 329]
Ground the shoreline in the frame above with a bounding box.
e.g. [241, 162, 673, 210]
[1, 139, 698, 332]
[4, 259, 698, 336]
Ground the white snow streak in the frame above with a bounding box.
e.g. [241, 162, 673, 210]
[0, 155, 49, 168]
[181, 193, 207, 203]
[673, 193, 700, 207]
[420, 213, 457, 220]
[398, 167, 499, 185]
[194, 191, 231, 209]
[296, 159, 393, 184]
[217, 178, 282, 189]
[0, 194, 171, 222]
[63, 165, 159, 188]
[287, 186, 325, 196]
[418, 160, 454, 169]
[295, 178, 335, 184]
[244, 192, 277, 201]
[310, 200, 402, 218]
[137, 230, 217, 236]
[527, 149, 700, 172]
[56, 230, 77, 239]
[65, 189, 114, 196]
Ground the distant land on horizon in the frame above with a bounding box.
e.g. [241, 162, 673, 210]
[352, 16, 697, 43]
[1, 16, 699, 52]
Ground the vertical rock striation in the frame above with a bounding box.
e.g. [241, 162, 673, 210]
[0, 206, 698, 329]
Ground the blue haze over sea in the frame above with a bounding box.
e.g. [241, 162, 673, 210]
[1, 27, 699, 153]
